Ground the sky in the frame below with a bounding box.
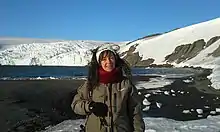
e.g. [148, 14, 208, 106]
[1, 0, 220, 41]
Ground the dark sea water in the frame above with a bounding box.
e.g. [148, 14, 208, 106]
[0, 65, 195, 79]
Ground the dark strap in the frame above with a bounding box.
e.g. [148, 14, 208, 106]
[108, 84, 114, 132]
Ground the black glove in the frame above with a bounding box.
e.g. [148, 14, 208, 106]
[89, 102, 108, 117]
[79, 124, 85, 132]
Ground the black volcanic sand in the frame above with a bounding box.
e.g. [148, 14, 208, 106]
[1, 71, 220, 132]
[0, 80, 85, 132]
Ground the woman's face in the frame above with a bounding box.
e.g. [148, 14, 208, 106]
[100, 51, 116, 72]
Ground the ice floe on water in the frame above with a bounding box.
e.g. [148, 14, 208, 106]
[196, 109, 204, 114]
[164, 91, 170, 95]
[183, 110, 191, 114]
[161, 73, 193, 79]
[143, 98, 151, 106]
[156, 102, 162, 108]
[135, 77, 174, 89]
[134, 71, 194, 90]
[0, 76, 87, 80]
[183, 79, 193, 83]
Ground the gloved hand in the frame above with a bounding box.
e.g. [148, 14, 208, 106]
[89, 102, 108, 117]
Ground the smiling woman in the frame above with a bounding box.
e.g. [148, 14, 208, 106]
[99, 51, 116, 72]
[71, 44, 145, 132]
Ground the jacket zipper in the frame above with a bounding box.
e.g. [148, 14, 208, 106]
[108, 84, 114, 132]
[114, 93, 117, 113]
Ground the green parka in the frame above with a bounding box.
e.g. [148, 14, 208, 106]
[71, 78, 145, 132]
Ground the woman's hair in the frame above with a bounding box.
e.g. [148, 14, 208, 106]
[87, 47, 132, 92]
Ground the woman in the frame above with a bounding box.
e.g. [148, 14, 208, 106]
[71, 44, 145, 132]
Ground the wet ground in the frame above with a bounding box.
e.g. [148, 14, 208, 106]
[0, 80, 84, 132]
[139, 77, 220, 121]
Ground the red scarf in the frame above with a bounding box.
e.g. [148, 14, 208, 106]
[99, 67, 123, 84]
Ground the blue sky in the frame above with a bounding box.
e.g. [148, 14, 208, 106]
[1, 0, 220, 41]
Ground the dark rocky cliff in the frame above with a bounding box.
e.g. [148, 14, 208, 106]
[165, 36, 220, 63]
[121, 45, 154, 67]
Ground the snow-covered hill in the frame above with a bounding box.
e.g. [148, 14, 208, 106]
[119, 17, 220, 90]
[119, 18, 220, 65]
[119, 18, 220, 90]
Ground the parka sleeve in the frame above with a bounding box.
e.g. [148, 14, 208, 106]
[128, 81, 145, 132]
[71, 81, 91, 115]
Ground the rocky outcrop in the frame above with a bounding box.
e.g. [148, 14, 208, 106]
[206, 36, 220, 47]
[207, 36, 220, 57]
[122, 45, 155, 67]
[165, 39, 206, 63]
[165, 36, 220, 64]
[210, 45, 220, 57]
[29, 57, 41, 65]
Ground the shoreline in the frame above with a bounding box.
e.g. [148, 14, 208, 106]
[189, 67, 220, 95]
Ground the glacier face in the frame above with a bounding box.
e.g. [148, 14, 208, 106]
[0, 40, 123, 66]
